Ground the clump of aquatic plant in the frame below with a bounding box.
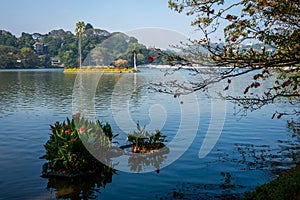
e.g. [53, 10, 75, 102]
[127, 122, 166, 153]
[40, 113, 117, 175]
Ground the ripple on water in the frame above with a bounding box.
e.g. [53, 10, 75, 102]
[0, 69, 299, 200]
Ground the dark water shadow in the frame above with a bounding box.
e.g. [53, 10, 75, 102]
[159, 172, 246, 200]
[42, 146, 170, 199]
[159, 119, 300, 199]
[44, 169, 115, 200]
[127, 146, 170, 173]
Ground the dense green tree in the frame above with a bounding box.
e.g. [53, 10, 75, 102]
[81, 28, 111, 61]
[117, 43, 148, 67]
[38, 55, 51, 68]
[89, 32, 140, 66]
[58, 43, 78, 68]
[0, 30, 18, 47]
[0, 45, 20, 69]
[42, 29, 76, 57]
[20, 47, 41, 68]
[163, 0, 300, 116]
[17, 32, 35, 49]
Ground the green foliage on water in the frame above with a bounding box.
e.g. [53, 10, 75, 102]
[127, 122, 166, 153]
[40, 113, 116, 175]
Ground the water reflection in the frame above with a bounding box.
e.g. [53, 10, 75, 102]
[160, 119, 300, 199]
[46, 170, 114, 199]
[0, 70, 77, 118]
[42, 145, 171, 199]
[0, 69, 299, 199]
[286, 118, 300, 164]
[127, 147, 170, 173]
[42, 147, 170, 199]
[161, 172, 245, 200]
[230, 119, 300, 173]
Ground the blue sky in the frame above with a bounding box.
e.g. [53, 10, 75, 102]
[0, 0, 195, 37]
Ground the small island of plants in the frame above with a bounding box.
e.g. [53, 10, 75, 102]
[40, 113, 167, 177]
[40, 113, 117, 177]
[127, 122, 166, 153]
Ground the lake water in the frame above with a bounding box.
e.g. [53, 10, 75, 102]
[0, 68, 299, 200]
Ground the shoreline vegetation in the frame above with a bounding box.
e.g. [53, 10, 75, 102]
[242, 163, 300, 200]
[0, 26, 186, 70]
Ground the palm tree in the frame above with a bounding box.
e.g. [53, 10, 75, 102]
[75, 21, 86, 68]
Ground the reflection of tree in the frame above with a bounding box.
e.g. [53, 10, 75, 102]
[203, 120, 299, 176]
[231, 120, 300, 173]
[0, 71, 79, 118]
[127, 147, 170, 173]
[160, 120, 300, 199]
[219, 172, 242, 199]
[286, 119, 300, 163]
[161, 172, 245, 199]
[46, 166, 115, 199]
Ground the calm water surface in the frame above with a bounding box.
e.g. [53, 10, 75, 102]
[0, 68, 299, 200]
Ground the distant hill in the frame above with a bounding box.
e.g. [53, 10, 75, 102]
[0, 27, 133, 69]
[0, 25, 276, 69]
[0, 25, 181, 69]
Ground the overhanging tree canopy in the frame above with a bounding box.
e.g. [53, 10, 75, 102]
[156, 0, 300, 116]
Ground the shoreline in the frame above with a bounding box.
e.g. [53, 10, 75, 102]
[242, 162, 300, 199]
[63, 67, 136, 73]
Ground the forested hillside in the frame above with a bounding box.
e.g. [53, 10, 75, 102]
[0, 23, 175, 69]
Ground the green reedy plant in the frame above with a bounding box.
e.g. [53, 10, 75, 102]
[127, 122, 166, 153]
